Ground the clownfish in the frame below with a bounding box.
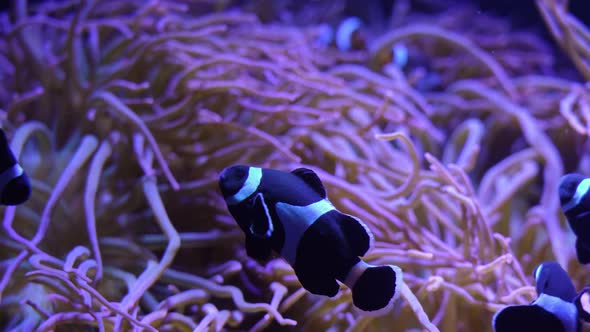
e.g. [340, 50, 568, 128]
[0, 129, 30, 205]
[218, 165, 402, 312]
[314, 17, 367, 51]
[493, 261, 579, 332]
[335, 17, 366, 51]
[559, 173, 590, 264]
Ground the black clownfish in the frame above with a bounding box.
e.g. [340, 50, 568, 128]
[559, 173, 590, 264]
[218, 165, 402, 312]
[0, 129, 30, 205]
[493, 261, 579, 332]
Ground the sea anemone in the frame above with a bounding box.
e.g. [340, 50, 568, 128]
[1, 0, 590, 331]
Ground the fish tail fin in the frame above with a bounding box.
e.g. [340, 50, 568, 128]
[351, 264, 402, 312]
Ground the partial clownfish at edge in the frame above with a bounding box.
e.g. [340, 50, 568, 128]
[559, 173, 590, 264]
[0, 128, 30, 205]
[493, 261, 579, 332]
[218, 165, 402, 312]
[575, 286, 590, 324]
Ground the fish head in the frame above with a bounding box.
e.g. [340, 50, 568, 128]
[219, 165, 273, 238]
[219, 165, 251, 200]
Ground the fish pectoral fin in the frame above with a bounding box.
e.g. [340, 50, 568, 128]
[249, 193, 273, 239]
[291, 167, 327, 198]
[337, 214, 373, 257]
[295, 268, 339, 297]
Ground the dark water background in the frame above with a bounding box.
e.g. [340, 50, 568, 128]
[3, 0, 590, 54]
[3, 0, 590, 27]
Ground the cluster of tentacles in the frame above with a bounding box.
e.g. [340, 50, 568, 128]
[1, 0, 590, 331]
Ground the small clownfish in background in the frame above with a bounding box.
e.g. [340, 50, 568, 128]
[315, 17, 367, 51]
[559, 173, 590, 264]
[335, 17, 366, 51]
[0, 128, 31, 205]
[493, 261, 579, 332]
[218, 165, 402, 312]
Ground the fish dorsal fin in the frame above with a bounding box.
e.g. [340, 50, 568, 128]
[249, 193, 273, 239]
[336, 214, 373, 257]
[291, 168, 326, 198]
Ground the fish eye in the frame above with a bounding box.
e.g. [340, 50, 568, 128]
[226, 167, 247, 182]
[234, 167, 247, 180]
